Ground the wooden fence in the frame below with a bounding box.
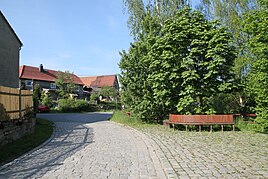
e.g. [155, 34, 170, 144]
[0, 86, 33, 120]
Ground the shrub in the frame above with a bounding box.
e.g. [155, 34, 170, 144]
[253, 116, 268, 133]
[235, 116, 268, 134]
[40, 92, 53, 108]
[90, 93, 99, 103]
[73, 100, 90, 112]
[57, 99, 90, 112]
[57, 99, 74, 112]
[98, 101, 121, 111]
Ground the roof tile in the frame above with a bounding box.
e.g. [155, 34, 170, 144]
[80, 75, 117, 88]
[19, 65, 84, 85]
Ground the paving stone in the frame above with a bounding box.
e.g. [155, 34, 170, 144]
[0, 112, 267, 178]
[140, 126, 268, 179]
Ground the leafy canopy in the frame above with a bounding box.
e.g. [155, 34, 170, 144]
[119, 7, 236, 120]
[243, 0, 268, 132]
[55, 71, 76, 99]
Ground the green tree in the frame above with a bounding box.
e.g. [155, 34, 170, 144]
[55, 71, 76, 99]
[151, 8, 236, 114]
[119, 9, 165, 120]
[244, 0, 268, 132]
[123, 0, 189, 40]
[197, 0, 259, 79]
[196, 0, 261, 114]
[119, 42, 154, 119]
[40, 92, 53, 108]
[119, 7, 236, 120]
[100, 86, 118, 100]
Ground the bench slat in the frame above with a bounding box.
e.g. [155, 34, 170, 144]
[169, 114, 234, 123]
[166, 114, 235, 132]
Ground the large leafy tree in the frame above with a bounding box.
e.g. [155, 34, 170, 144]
[120, 7, 236, 120]
[123, 0, 189, 40]
[150, 8, 236, 114]
[244, 0, 268, 132]
[196, 0, 259, 81]
[197, 0, 258, 46]
[197, 0, 260, 112]
[119, 11, 161, 120]
[119, 38, 155, 120]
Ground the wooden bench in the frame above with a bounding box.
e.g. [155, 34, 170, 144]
[164, 114, 235, 132]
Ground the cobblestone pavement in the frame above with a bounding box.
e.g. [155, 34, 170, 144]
[139, 126, 268, 178]
[0, 113, 267, 179]
[0, 113, 166, 179]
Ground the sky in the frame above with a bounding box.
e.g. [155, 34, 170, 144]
[1, 0, 133, 76]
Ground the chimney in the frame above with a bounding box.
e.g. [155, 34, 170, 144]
[39, 64, 44, 72]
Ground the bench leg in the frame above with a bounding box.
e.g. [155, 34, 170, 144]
[210, 125, 212, 132]
[221, 125, 224, 132]
[199, 125, 201, 132]
[185, 125, 188, 132]
[232, 124, 235, 131]
[172, 124, 175, 131]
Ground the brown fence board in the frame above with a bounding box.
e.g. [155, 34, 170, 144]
[0, 86, 33, 120]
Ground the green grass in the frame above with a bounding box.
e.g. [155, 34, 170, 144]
[0, 118, 54, 166]
[110, 111, 143, 126]
[110, 111, 164, 129]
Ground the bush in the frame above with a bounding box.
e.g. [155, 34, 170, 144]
[98, 101, 121, 111]
[73, 100, 90, 112]
[253, 117, 268, 133]
[57, 99, 91, 112]
[235, 116, 268, 134]
[40, 92, 53, 108]
[90, 93, 99, 103]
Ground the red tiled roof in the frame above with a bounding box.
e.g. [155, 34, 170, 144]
[80, 75, 117, 88]
[19, 65, 84, 85]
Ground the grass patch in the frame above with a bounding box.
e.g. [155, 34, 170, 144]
[110, 111, 164, 129]
[110, 111, 144, 127]
[0, 118, 54, 166]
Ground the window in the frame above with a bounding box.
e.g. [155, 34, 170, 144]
[50, 83, 56, 89]
[25, 80, 32, 87]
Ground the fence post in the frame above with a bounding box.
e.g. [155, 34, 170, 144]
[19, 89, 22, 119]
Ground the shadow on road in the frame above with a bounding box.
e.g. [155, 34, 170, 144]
[37, 112, 113, 123]
[0, 112, 112, 178]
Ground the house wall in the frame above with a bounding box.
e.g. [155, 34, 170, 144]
[20, 79, 84, 99]
[0, 13, 21, 88]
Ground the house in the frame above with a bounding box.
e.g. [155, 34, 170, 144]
[0, 11, 23, 88]
[80, 75, 119, 93]
[19, 64, 84, 99]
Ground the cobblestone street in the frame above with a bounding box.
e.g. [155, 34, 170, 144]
[0, 112, 267, 178]
[140, 127, 268, 178]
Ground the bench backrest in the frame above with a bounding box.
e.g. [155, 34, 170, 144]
[169, 114, 234, 123]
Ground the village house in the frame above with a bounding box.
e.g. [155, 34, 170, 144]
[80, 75, 119, 94]
[19, 64, 84, 99]
[0, 11, 23, 88]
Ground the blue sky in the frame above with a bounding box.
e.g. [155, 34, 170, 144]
[1, 0, 133, 76]
[1, 1, 200, 77]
